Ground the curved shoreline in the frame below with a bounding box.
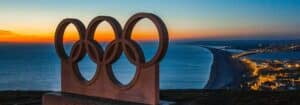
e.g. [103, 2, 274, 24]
[202, 46, 246, 89]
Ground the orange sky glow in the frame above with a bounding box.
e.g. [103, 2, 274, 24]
[0, 27, 298, 44]
[1, 0, 300, 43]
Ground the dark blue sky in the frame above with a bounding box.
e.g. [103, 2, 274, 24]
[0, 0, 300, 41]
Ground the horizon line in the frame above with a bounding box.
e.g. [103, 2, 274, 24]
[1, 38, 300, 45]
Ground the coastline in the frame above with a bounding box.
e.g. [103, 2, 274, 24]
[202, 46, 247, 89]
[1, 46, 300, 105]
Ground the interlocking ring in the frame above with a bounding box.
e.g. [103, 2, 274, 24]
[55, 13, 168, 86]
[86, 16, 123, 63]
[122, 13, 169, 67]
[55, 18, 86, 63]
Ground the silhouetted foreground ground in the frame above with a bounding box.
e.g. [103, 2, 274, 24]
[1, 90, 300, 105]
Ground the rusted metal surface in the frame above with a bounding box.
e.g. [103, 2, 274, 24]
[43, 13, 168, 105]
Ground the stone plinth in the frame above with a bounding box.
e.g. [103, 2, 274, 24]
[43, 92, 144, 105]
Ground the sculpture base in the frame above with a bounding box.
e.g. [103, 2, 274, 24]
[43, 92, 144, 105]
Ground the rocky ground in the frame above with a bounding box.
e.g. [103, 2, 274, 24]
[2, 90, 300, 105]
[0, 91, 47, 105]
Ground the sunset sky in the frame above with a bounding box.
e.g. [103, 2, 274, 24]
[0, 0, 300, 43]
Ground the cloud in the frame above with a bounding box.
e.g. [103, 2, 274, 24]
[0, 29, 53, 43]
[0, 29, 15, 36]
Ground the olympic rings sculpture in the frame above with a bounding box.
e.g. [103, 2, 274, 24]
[53, 13, 168, 105]
[55, 12, 168, 74]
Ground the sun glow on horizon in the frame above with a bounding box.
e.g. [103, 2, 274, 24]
[1, 0, 300, 43]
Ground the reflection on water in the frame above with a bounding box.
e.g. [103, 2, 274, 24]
[0, 43, 212, 90]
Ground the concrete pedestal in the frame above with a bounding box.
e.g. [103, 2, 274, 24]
[43, 92, 144, 105]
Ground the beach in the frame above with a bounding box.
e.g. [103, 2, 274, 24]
[203, 47, 247, 89]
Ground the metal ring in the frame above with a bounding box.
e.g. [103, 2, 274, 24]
[55, 18, 86, 62]
[86, 16, 123, 64]
[122, 13, 169, 67]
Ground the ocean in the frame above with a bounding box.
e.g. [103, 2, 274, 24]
[247, 51, 300, 61]
[0, 43, 213, 91]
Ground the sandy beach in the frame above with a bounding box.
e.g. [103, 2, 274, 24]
[203, 47, 247, 89]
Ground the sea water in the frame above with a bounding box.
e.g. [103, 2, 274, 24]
[0, 43, 212, 91]
[247, 51, 300, 61]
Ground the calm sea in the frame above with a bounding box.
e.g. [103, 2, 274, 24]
[0, 43, 212, 91]
[247, 51, 300, 60]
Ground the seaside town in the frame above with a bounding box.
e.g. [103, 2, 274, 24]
[240, 58, 300, 90]
[235, 44, 300, 90]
